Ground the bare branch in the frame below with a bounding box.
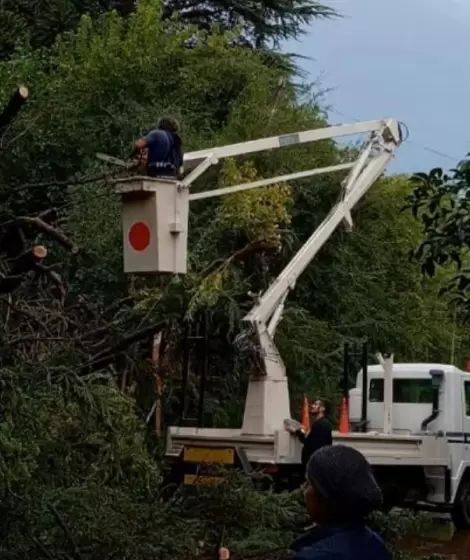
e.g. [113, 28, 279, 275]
[14, 216, 79, 254]
[18, 170, 122, 191]
[48, 504, 84, 560]
[202, 239, 273, 277]
[10, 245, 47, 275]
[83, 320, 165, 373]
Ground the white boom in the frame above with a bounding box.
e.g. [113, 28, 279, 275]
[112, 118, 403, 437]
[180, 119, 403, 436]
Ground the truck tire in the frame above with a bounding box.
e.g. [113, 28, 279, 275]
[452, 480, 470, 530]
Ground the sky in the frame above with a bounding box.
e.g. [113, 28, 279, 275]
[284, 0, 470, 173]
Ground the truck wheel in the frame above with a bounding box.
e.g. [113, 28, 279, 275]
[452, 480, 470, 530]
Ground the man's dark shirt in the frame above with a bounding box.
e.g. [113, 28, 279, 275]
[144, 129, 183, 177]
[292, 524, 391, 560]
[296, 417, 332, 468]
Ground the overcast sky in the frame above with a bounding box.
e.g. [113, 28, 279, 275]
[284, 0, 470, 173]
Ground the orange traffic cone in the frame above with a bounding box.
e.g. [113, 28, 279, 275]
[339, 397, 350, 434]
[301, 395, 310, 432]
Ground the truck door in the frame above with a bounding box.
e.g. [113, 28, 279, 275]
[459, 377, 470, 477]
[448, 374, 470, 502]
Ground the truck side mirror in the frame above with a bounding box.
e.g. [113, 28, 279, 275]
[430, 369, 444, 389]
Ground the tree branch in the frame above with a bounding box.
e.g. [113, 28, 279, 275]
[14, 216, 79, 254]
[0, 297, 52, 333]
[10, 245, 47, 275]
[36, 263, 67, 303]
[48, 503, 84, 560]
[202, 239, 273, 277]
[83, 320, 165, 373]
[0, 274, 23, 294]
[29, 535, 55, 560]
[18, 170, 121, 191]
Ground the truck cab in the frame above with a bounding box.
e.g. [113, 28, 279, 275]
[349, 363, 461, 434]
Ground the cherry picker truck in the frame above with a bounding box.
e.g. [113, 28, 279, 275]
[112, 119, 470, 528]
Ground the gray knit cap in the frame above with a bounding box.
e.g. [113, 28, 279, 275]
[306, 445, 383, 518]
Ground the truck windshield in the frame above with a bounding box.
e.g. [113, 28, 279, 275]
[369, 378, 433, 404]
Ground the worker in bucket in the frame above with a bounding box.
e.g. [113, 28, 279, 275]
[292, 445, 390, 560]
[131, 116, 184, 179]
[287, 398, 332, 472]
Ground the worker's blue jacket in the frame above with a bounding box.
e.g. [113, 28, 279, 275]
[292, 524, 391, 560]
[144, 129, 183, 177]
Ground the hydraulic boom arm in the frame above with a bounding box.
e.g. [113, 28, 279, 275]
[113, 118, 403, 436]
[243, 120, 401, 344]
[183, 118, 403, 435]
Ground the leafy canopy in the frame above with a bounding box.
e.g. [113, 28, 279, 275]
[406, 161, 470, 316]
[0, 0, 466, 558]
[0, 0, 337, 60]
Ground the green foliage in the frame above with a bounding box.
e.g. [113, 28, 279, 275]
[278, 174, 470, 409]
[0, 469, 304, 559]
[406, 161, 470, 317]
[163, 0, 338, 47]
[219, 159, 292, 248]
[0, 0, 336, 60]
[0, 0, 465, 557]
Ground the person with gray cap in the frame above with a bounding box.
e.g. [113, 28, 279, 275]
[292, 445, 390, 560]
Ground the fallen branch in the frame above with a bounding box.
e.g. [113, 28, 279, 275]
[0, 224, 26, 258]
[202, 239, 273, 277]
[0, 246, 48, 294]
[229, 239, 273, 263]
[4, 111, 43, 149]
[0, 274, 23, 294]
[18, 170, 121, 191]
[14, 216, 79, 254]
[48, 504, 84, 560]
[29, 535, 54, 560]
[10, 245, 47, 275]
[83, 320, 165, 373]
[8, 335, 75, 345]
[36, 263, 67, 302]
[0, 297, 52, 333]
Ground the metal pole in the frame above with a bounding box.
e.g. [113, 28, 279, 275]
[377, 353, 394, 435]
[179, 322, 190, 423]
[197, 313, 208, 427]
[343, 343, 349, 398]
[361, 342, 368, 432]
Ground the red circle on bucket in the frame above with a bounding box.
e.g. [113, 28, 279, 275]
[129, 222, 150, 251]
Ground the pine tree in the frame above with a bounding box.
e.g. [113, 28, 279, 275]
[162, 0, 337, 47]
[0, 0, 336, 60]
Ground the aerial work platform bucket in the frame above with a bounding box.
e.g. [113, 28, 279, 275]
[115, 177, 189, 275]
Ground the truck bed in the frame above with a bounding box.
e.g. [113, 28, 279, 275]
[334, 431, 451, 466]
[165, 426, 451, 468]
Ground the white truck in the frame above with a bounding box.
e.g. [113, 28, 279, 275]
[112, 118, 470, 528]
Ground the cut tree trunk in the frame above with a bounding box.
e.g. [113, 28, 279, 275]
[0, 86, 28, 136]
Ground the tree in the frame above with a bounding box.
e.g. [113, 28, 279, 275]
[0, 0, 462, 556]
[406, 161, 470, 317]
[162, 0, 337, 47]
[0, 0, 336, 60]
[276, 174, 470, 405]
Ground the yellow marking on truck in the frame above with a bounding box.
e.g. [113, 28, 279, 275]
[183, 474, 225, 485]
[183, 447, 234, 465]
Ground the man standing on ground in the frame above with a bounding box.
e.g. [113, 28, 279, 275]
[288, 398, 332, 472]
